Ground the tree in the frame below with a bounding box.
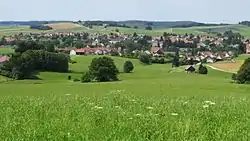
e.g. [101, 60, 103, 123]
[81, 71, 92, 83]
[133, 26, 138, 29]
[89, 57, 119, 82]
[115, 28, 119, 32]
[233, 58, 250, 84]
[123, 60, 134, 73]
[198, 64, 208, 74]
[172, 49, 180, 67]
[145, 26, 152, 30]
[139, 53, 151, 65]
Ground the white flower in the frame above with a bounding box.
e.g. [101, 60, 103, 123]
[171, 113, 178, 116]
[115, 106, 120, 108]
[94, 106, 103, 109]
[210, 102, 216, 105]
[65, 94, 71, 96]
[183, 101, 188, 105]
[146, 107, 154, 110]
[204, 101, 211, 103]
[203, 104, 209, 108]
[135, 114, 141, 116]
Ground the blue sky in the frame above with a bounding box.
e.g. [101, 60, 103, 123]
[0, 0, 249, 23]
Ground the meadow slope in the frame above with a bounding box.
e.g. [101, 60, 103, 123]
[0, 56, 249, 140]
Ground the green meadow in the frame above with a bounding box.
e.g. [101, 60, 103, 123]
[0, 55, 249, 140]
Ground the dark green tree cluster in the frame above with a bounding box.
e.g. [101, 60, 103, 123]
[82, 57, 119, 82]
[139, 53, 151, 65]
[0, 50, 69, 80]
[172, 49, 180, 67]
[15, 40, 55, 53]
[198, 64, 208, 74]
[232, 58, 250, 84]
[123, 60, 134, 73]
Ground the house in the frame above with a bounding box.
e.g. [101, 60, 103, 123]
[150, 47, 164, 56]
[185, 65, 196, 73]
[0, 56, 10, 67]
[70, 50, 76, 56]
[246, 44, 250, 54]
[206, 56, 214, 63]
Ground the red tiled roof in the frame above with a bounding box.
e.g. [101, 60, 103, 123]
[0, 56, 10, 63]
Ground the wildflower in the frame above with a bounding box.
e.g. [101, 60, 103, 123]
[204, 101, 216, 105]
[131, 99, 136, 102]
[146, 106, 154, 110]
[155, 114, 159, 116]
[183, 101, 188, 105]
[210, 102, 216, 105]
[203, 104, 209, 108]
[135, 114, 141, 117]
[65, 94, 71, 96]
[115, 106, 121, 108]
[128, 117, 133, 120]
[94, 106, 103, 109]
[171, 113, 178, 116]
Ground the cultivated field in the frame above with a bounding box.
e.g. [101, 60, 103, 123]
[210, 54, 250, 73]
[0, 56, 249, 140]
[46, 23, 82, 30]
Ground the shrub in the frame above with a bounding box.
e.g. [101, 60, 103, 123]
[234, 58, 250, 84]
[198, 64, 208, 74]
[139, 53, 151, 65]
[89, 57, 119, 82]
[123, 61, 134, 73]
[81, 71, 92, 83]
[159, 57, 165, 64]
[73, 78, 80, 82]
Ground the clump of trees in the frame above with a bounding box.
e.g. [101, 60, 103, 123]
[30, 25, 53, 30]
[139, 53, 151, 65]
[123, 61, 134, 73]
[198, 64, 208, 74]
[232, 58, 250, 84]
[0, 50, 69, 80]
[81, 57, 119, 83]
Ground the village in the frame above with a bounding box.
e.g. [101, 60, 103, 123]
[1, 30, 250, 67]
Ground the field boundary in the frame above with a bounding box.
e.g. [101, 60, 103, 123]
[206, 65, 236, 73]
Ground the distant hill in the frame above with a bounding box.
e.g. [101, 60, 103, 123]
[83, 20, 229, 29]
[0, 20, 229, 29]
[0, 21, 72, 26]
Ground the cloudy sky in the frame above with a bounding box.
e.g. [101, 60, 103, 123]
[0, 0, 249, 23]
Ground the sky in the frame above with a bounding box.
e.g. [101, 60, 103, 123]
[0, 0, 249, 24]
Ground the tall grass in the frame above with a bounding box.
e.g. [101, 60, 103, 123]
[0, 90, 249, 140]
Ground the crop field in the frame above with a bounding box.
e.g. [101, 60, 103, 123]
[46, 23, 82, 30]
[0, 56, 250, 140]
[210, 54, 250, 73]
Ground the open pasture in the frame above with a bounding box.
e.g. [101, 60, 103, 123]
[0, 56, 249, 140]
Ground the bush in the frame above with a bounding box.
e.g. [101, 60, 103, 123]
[198, 64, 208, 74]
[73, 78, 80, 82]
[123, 61, 134, 73]
[89, 57, 119, 82]
[81, 71, 92, 83]
[234, 58, 250, 84]
[139, 53, 151, 65]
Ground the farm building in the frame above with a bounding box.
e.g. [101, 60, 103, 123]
[185, 65, 196, 73]
[70, 50, 76, 56]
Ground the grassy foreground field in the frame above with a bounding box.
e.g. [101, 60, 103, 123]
[0, 56, 250, 140]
